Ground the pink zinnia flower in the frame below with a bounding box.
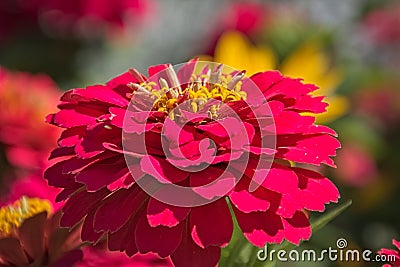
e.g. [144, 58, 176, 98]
[379, 239, 400, 267]
[45, 60, 340, 266]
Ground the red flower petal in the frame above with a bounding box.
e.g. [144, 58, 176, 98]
[282, 211, 311, 245]
[277, 134, 340, 167]
[61, 188, 109, 227]
[135, 215, 183, 258]
[82, 209, 104, 243]
[147, 198, 190, 227]
[140, 155, 190, 184]
[190, 199, 233, 248]
[108, 214, 140, 257]
[171, 233, 221, 267]
[229, 189, 270, 213]
[75, 157, 127, 191]
[94, 186, 148, 233]
[294, 167, 340, 211]
[233, 208, 284, 247]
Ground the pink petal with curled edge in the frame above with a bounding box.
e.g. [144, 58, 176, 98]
[277, 193, 303, 218]
[171, 233, 221, 267]
[123, 112, 160, 134]
[106, 71, 138, 87]
[135, 215, 183, 258]
[282, 211, 311, 245]
[109, 107, 125, 128]
[294, 167, 340, 211]
[274, 111, 315, 135]
[94, 186, 147, 233]
[190, 199, 233, 248]
[18, 212, 47, 260]
[265, 77, 317, 100]
[394, 239, 400, 251]
[106, 170, 133, 191]
[233, 208, 284, 247]
[229, 190, 270, 213]
[277, 134, 340, 167]
[261, 163, 299, 195]
[48, 107, 100, 128]
[76, 85, 129, 107]
[140, 155, 189, 184]
[147, 198, 190, 227]
[148, 64, 171, 78]
[290, 95, 327, 113]
[177, 58, 198, 84]
[0, 238, 29, 266]
[246, 71, 284, 102]
[57, 126, 84, 147]
[190, 166, 236, 200]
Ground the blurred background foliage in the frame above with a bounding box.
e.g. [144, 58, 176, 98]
[1, 0, 400, 266]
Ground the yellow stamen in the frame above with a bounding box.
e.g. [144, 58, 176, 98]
[132, 65, 247, 119]
[0, 196, 51, 236]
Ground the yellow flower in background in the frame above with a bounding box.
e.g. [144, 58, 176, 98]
[201, 31, 349, 124]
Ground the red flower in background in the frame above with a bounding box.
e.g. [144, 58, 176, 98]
[335, 144, 377, 187]
[379, 239, 400, 267]
[364, 5, 400, 46]
[0, 0, 153, 40]
[355, 86, 400, 129]
[45, 60, 340, 266]
[220, 2, 268, 36]
[205, 2, 269, 55]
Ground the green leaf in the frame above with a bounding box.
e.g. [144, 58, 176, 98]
[311, 199, 352, 232]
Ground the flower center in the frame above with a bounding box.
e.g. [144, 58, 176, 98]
[129, 65, 247, 119]
[0, 196, 51, 236]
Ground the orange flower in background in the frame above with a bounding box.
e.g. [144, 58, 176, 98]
[202, 31, 349, 124]
[0, 67, 61, 171]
